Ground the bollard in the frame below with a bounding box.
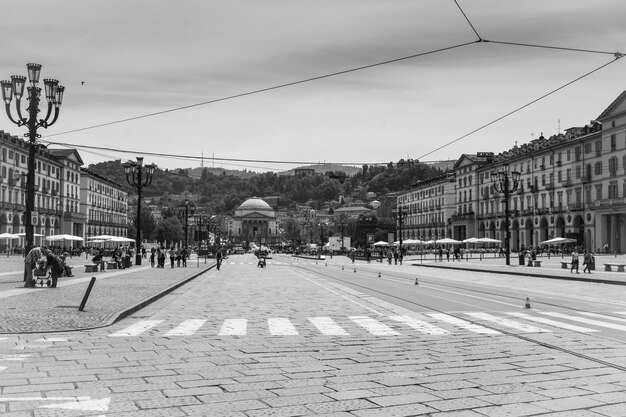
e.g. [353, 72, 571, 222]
[414, 277, 419, 285]
[78, 277, 97, 312]
[378, 272, 381, 278]
[354, 268, 356, 273]
[524, 297, 531, 309]
[342, 265, 344, 270]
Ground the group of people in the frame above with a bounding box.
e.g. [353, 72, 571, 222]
[569, 249, 595, 274]
[150, 246, 190, 268]
[24, 246, 73, 288]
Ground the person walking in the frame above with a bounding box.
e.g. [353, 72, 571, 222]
[582, 250, 592, 273]
[169, 246, 176, 268]
[570, 249, 580, 274]
[216, 249, 223, 270]
[393, 250, 398, 265]
[181, 247, 188, 267]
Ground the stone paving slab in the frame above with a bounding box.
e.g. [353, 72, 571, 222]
[0, 256, 214, 333]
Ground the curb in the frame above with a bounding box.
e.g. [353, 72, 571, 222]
[413, 263, 626, 286]
[9, 264, 216, 334]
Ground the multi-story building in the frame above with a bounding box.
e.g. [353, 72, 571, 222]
[0, 131, 65, 244]
[397, 172, 456, 242]
[81, 168, 128, 238]
[0, 130, 130, 248]
[49, 149, 86, 237]
[397, 90, 626, 254]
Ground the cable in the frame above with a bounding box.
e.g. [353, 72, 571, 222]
[417, 57, 623, 161]
[42, 41, 479, 140]
[484, 39, 619, 56]
[453, 0, 482, 41]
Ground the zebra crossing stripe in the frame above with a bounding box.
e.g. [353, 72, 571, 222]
[164, 319, 207, 336]
[268, 318, 299, 335]
[349, 316, 399, 336]
[219, 319, 247, 336]
[578, 312, 626, 323]
[506, 312, 598, 333]
[308, 317, 350, 336]
[465, 312, 551, 333]
[389, 315, 450, 335]
[427, 313, 501, 335]
[109, 320, 163, 337]
[540, 312, 626, 332]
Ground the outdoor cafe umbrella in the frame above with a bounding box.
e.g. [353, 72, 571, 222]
[45, 234, 84, 249]
[540, 237, 577, 245]
[373, 241, 390, 246]
[0, 233, 19, 256]
[436, 238, 461, 244]
[477, 237, 502, 244]
[108, 236, 135, 243]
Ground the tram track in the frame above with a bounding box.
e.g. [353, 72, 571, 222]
[292, 261, 626, 373]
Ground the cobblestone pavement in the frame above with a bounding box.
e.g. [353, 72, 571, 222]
[0, 255, 214, 333]
[2, 255, 626, 416]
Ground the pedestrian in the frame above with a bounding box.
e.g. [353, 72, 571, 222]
[44, 248, 64, 288]
[142, 245, 147, 259]
[24, 245, 44, 288]
[582, 250, 592, 273]
[181, 247, 188, 267]
[571, 249, 580, 274]
[438, 247, 443, 262]
[387, 250, 392, 265]
[216, 249, 223, 270]
[92, 249, 106, 271]
[446, 248, 450, 262]
[393, 250, 398, 265]
[169, 246, 176, 268]
[398, 249, 404, 265]
[158, 247, 166, 268]
[175, 248, 181, 267]
[150, 250, 156, 267]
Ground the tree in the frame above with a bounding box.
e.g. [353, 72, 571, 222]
[154, 216, 184, 246]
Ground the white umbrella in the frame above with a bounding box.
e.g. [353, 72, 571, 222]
[46, 234, 84, 242]
[477, 237, 502, 244]
[0, 233, 19, 239]
[540, 237, 577, 245]
[462, 237, 481, 243]
[88, 235, 116, 240]
[108, 236, 135, 243]
[16, 232, 44, 237]
[373, 241, 390, 246]
[436, 238, 461, 244]
[403, 239, 422, 244]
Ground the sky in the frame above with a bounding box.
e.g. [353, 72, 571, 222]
[1, 1, 624, 173]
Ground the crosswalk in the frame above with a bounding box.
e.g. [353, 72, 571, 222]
[107, 310, 626, 338]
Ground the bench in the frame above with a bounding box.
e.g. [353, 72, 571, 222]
[107, 262, 118, 270]
[533, 260, 542, 267]
[604, 263, 626, 272]
[84, 264, 99, 273]
[560, 262, 569, 269]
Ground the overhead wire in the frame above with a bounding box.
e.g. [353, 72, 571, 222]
[417, 57, 622, 161]
[37, 0, 625, 169]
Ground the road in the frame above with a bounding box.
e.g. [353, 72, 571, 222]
[2, 254, 626, 416]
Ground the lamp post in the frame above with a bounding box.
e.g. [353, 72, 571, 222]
[178, 199, 196, 249]
[123, 157, 156, 266]
[393, 207, 408, 264]
[490, 163, 521, 266]
[339, 220, 347, 254]
[2, 63, 64, 287]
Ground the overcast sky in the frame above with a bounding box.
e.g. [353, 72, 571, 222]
[1, 1, 624, 172]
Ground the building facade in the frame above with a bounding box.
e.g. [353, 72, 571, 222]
[0, 130, 129, 248]
[81, 168, 129, 239]
[231, 197, 278, 247]
[397, 90, 626, 254]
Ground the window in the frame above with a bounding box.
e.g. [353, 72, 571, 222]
[595, 185, 602, 201]
[575, 146, 582, 161]
[584, 143, 592, 153]
[608, 181, 618, 199]
[609, 157, 618, 176]
[611, 134, 617, 151]
[575, 166, 581, 179]
[595, 140, 602, 156]
[595, 162, 602, 176]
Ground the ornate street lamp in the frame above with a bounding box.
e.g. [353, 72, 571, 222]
[178, 199, 196, 248]
[123, 157, 156, 266]
[491, 163, 521, 266]
[2, 63, 64, 287]
[393, 207, 408, 264]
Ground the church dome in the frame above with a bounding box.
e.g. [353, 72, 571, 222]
[239, 197, 272, 211]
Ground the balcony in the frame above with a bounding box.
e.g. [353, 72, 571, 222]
[51, 189, 58, 196]
[535, 208, 550, 215]
[41, 186, 50, 195]
[569, 202, 584, 211]
[563, 179, 572, 187]
[551, 206, 565, 214]
[545, 181, 554, 190]
[450, 212, 475, 222]
[521, 209, 534, 216]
